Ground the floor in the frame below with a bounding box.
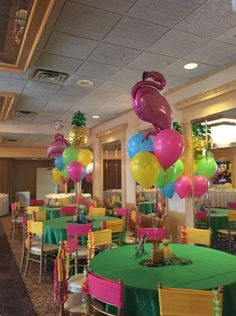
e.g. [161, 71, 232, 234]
[0, 215, 58, 316]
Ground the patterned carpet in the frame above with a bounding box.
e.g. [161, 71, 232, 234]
[0, 216, 58, 316]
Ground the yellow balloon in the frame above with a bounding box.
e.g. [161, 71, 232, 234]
[130, 151, 160, 189]
[52, 167, 61, 184]
[77, 149, 93, 167]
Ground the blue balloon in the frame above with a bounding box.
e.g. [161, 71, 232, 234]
[79, 168, 87, 181]
[55, 156, 65, 171]
[161, 183, 175, 199]
[127, 132, 153, 158]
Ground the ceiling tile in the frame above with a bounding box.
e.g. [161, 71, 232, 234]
[36, 53, 83, 73]
[109, 68, 142, 84]
[16, 96, 47, 112]
[36, 28, 51, 52]
[216, 26, 236, 45]
[45, 0, 66, 30]
[75, 61, 121, 78]
[114, 93, 131, 102]
[55, 2, 120, 41]
[65, 74, 105, 88]
[0, 78, 26, 93]
[49, 94, 78, 105]
[147, 29, 210, 58]
[127, 52, 177, 71]
[79, 90, 120, 106]
[23, 81, 61, 99]
[185, 41, 236, 66]
[163, 59, 219, 79]
[44, 31, 98, 59]
[69, 103, 99, 115]
[41, 101, 73, 113]
[97, 80, 130, 93]
[88, 43, 141, 66]
[104, 16, 169, 50]
[176, 0, 236, 38]
[127, 0, 207, 27]
[57, 86, 92, 97]
[163, 75, 188, 90]
[74, 0, 136, 14]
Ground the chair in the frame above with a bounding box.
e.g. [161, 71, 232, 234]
[195, 211, 209, 229]
[88, 207, 106, 217]
[115, 207, 129, 230]
[228, 201, 236, 209]
[217, 210, 236, 252]
[30, 199, 44, 206]
[158, 284, 223, 316]
[60, 205, 77, 216]
[10, 202, 22, 240]
[101, 219, 124, 246]
[182, 227, 211, 247]
[67, 223, 93, 294]
[130, 209, 142, 242]
[87, 271, 123, 316]
[88, 229, 112, 261]
[24, 221, 58, 283]
[26, 206, 41, 217]
[136, 227, 166, 242]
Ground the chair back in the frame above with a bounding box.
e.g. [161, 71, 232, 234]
[67, 223, 93, 237]
[88, 271, 123, 312]
[115, 208, 129, 218]
[33, 210, 46, 222]
[65, 237, 78, 254]
[88, 207, 106, 217]
[31, 199, 44, 206]
[26, 206, 41, 215]
[130, 210, 141, 225]
[158, 284, 223, 316]
[60, 205, 77, 216]
[11, 202, 19, 218]
[228, 201, 236, 209]
[195, 211, 208, 221]
[88, 229, 112, 249]
[102, 220, 123, 233]
[228, 210, 236, 222]
[137, 227, 166, 241]
[185, 227, 211, 247]
[27, 220, 44, 235]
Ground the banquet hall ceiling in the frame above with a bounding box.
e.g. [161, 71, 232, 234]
[1, 0, 236, 147]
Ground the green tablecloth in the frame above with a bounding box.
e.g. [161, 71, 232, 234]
[42, 204, 87, 220]
[90, 243, 236, 316]
[209, 208, 229, 235]
[44, 215, 117, 244]
[138, 201, 156, 214]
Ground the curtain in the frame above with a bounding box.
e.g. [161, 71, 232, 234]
[0, 158, 13, 201]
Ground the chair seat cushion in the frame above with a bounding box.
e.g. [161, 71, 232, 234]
[68, 273, 84, 293]
[217, 229, 236, 235]
[13, 217, 22, 224]
[64, 293, 83, 312]
[77, 245, 88, 258]
[30, 243, 58, 255]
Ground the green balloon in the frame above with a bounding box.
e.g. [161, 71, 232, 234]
[61, 166, 68, 179]
[156, 168, 169, 188]
[168, 159, 184, 182]
[196, 157, 217, 179]
[62, 146, 78, 164]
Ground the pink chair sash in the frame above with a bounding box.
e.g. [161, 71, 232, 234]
[195, 211, 208, 220]
[116, 208, 128, 217]
[137, 227, 166, 241]
[31, 199, 44, 206]
[88, 272, 123, 308]
[67, 223, 93, 237]
[65, 237, 78, 254]
[228, 201, 236, 209]
[60, 206, 77, 216]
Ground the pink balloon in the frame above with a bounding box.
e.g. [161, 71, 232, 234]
[131, 71, 172, 130]
[193, 176, 208, 198]
[175, 176, 192, 199]
[86, 173, 93, 184]
[68, 161, 84, 183]
[153, 129, 185, 169]
[48, 134, 69, 158]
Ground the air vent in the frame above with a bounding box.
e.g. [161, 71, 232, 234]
[14, 110, 36, 117]
[7, 138, 18, 142]
[32, 69, 68, 83]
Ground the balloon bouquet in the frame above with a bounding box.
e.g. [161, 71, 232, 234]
[129, 71, 217, 200]
[48, 111, 93, 198]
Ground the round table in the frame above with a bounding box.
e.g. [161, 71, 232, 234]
[138, 201, 155, 214]
[90, 243, 236, 316]
[44, 215, 118, 244]
[209, 208, 229, 235]
[42, 204, 87, 220]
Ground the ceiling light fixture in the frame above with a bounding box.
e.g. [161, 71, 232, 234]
[52, 120, 64, 130]
[92, 115, 100, 119]
[232, 0, 236, 11]
[76, 79, 94, 87]
[184, 62, 199, 70]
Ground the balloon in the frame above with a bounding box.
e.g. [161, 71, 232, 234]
[54, 156, 65, 171]
[131, 71, 172, 130]
[86, 173, 93, 183]
[127, 132, 153, 158]
[77, 149, 93, 167]
[79, 168, 87, 181]
[61, 167, 68, 179]
[68, 161, 84, 183]
[52, 167, 61, 184]
[48, 133, 69, 158]
[130, 151, 160, 189]
[175, 176, 192, 199]
[62, 146, 78, 164]
[161, 183, 175, 199]
[155, 168, 169, 189]
[153, 129, 185, 169]
[195, 157, 217, 179]
[167, 159, 184, 182]
[193, 176, 208, 198]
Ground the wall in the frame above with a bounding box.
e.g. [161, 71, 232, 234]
[12, 159, 53, 200]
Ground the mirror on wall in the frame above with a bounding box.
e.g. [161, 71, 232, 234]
[102, 140, 122, 209]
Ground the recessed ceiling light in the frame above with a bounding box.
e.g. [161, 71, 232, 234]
[76, 79, 94, 87]
[184, 62, 199, 70]
[92, 115, 100, 119]
[32, 158, 37, 160]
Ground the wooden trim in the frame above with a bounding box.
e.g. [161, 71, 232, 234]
[0, 92, 18, 121]
[0, 0, 56, 72]
[174, 80, 236, 110]
[96, 124, 128, 138]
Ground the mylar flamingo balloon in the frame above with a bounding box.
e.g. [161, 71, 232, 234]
[131, 71, 172, 133]
[48, 133, 69, 158]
